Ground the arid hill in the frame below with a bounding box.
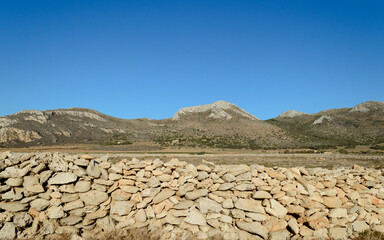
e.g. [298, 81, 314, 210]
[0, 100, 383, 149]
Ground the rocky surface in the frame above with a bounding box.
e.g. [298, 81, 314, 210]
[172, 100, 259, 121]
[350, 101, 384, 113]
[277, 110, 307, 118]
[0, 152, 383, 239]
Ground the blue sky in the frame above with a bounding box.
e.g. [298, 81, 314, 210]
[1, 0, 383, 120]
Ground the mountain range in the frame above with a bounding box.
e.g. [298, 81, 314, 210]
[1, 100, 383, 149]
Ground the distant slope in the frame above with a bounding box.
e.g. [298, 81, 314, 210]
[0, 101, 293, 149]
[267, 101, 384, 148]
[1, 101, 383, 149]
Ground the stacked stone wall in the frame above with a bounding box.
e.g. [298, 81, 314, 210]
[0, 151, 383, 240]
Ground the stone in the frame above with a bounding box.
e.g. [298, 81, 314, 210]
[197, 197, 222, 214]
[220, 215, 232, 223]
[165, 214, 182, 225]
[352, 221, 369, 233]
[185, 189, 208, 200]
[147, 176, 160, 188]
[245, 212, 267, 221]
[177, 183, 194, 196]
[120, 186, 139, 193]
[173, 200, 194, 210]
[5, 178, 23, 187]
[48, 172, 77, 185]
[197, 171, 209, 180]
[253, 191, 272, 199]
[47, 206, 65, 219]
[13, 212, 32, 227]
[80, 155, 93, 160]
[74, 158, 89, 166]
[60, 215, 83, 226]
[25, 184, 45, 193]
[86, 209, 108, 220]
[62, 193, 79, 203]
[86, 160, 101, 178]
[152, 189, 175, 204]
[270, 229, 291, 240]
[270, 199, 287, 218]
[236, 221, 268, 239]
[329, 208, 348, 218]
[308, 216, 329, 230]
[232, 209, 246, 219]
[79, 190, 108, 205]
[322, 197, 342, 208]
[30, 198, 50, 211]
[235, 198, 264, 213]
[227, 165, 250, 176]
[23, 175, 39, 187]
[110, 200, 134, 216]
[184, 208, 206, 226]
[40, 170, 53, 184]
[49, 156, 68, 171]
[329, 227, 348, 240]
[63, 199, 84, 211]
[0, 222, 16, 240]
[135, 209, 147, 222]
[111, 189, 131, 201]
[222, 173, 236, 182]
[0, 202, 27, 212]
[222, 198, 234, 209]
[288, 218, 299, 234]
[218, 183, 236, 191]
[234, 184, 256, 191]
[74, 181, 91, 192]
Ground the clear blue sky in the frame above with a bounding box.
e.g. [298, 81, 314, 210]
[1, 0, 383, 120]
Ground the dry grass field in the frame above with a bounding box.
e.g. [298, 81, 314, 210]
[3, 143, 384, 169]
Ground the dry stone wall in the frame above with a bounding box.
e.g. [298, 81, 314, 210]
[0, 151, 384, 240]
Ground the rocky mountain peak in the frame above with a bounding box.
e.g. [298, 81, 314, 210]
[350, 101, 384, 113]
[277, 110, 307, 118]
[172, 100, 259, 121]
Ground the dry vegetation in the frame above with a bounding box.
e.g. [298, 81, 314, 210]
[24, 229, 384, 240]
[37, 228, 225, 240]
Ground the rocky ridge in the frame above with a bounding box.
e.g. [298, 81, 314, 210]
[172, 101, 259, 121]
[277, 110, 307, 118]
[0, 152, 383, 240]
[350, 101, 384, 113]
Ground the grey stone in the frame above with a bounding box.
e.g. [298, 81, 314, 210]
[74, 181, 91, 192]
[253, 191, 272, 199]
[0, 202, 28, 212]
[0, 222, 16, 240]
[47, 206, 65, 219]
[13, 212, 32, 227]
[185, 189, 208, 200]
[197, 197, 222, 214]
[329, 227, 348, 240]
[5, 178, 23, 187]
[184, 208, 206, 226]
[30, 198, 50, 211]
[173, 200, 194, 210]
[235, 198, 264, 213]
[236, 221, 268, 239]
[48, 172, 77, 185]
[110, 200, 134, 216]
[86, 160, 101, 178]
[352, 221, 369, 233]
[79, 190, 108, 205]
[60, 215, 83, 226]
[153, 189, 175, 204]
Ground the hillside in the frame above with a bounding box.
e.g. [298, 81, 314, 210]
[267, 101, 384, 148]
[1, 100, 383, 149]
[0, 101, 292, 149]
